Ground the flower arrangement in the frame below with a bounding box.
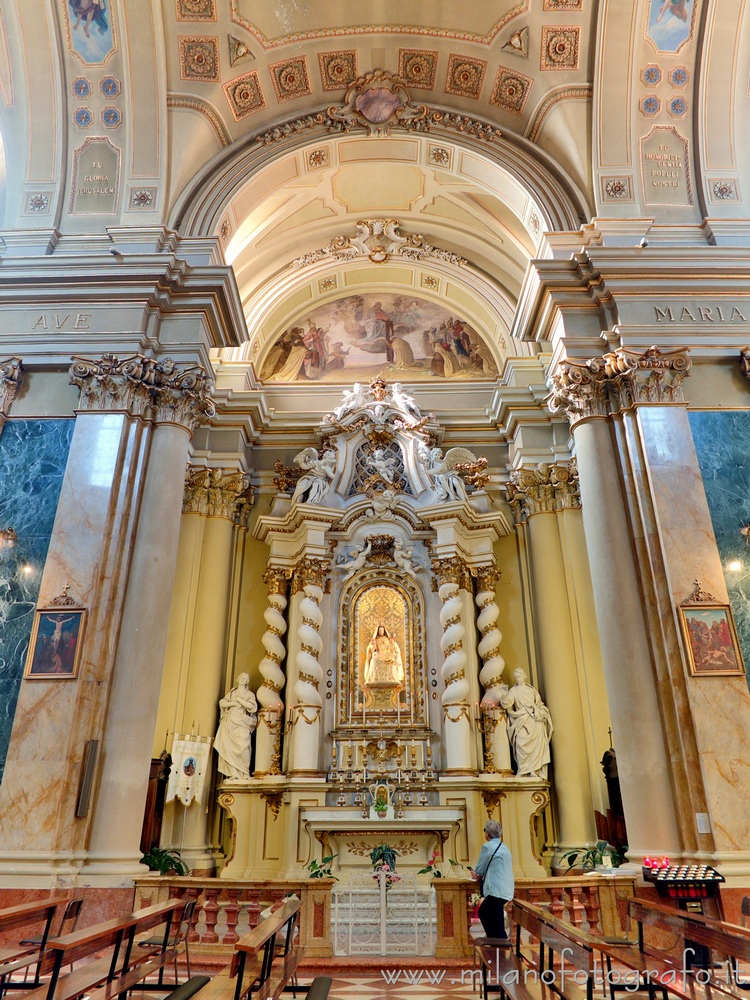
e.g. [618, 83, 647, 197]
[370, 844, 400, 889]
[418, 850, 459, 878]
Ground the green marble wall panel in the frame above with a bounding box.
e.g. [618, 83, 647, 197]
[689, 410, 750, 684]
[0, 419, 74, 778]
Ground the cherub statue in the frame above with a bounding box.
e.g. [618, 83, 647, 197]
[330, 383, 366, 422]
[391, 383, 422, 422]
[367, 448, 398, 484]
[343, 540, 372, 581]
[291, 447, 336, 504]
[366, 488, 398, 521]
[393, 538, 417, 577]
[417, 444, 477, 502]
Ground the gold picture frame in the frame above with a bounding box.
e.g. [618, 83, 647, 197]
[24, 599, 86, 680]
[679, 601, 745, 677]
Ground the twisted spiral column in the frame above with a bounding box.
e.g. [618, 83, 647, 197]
[436, 564, 474, 772]
[254, 569, 289, 777]
[289, 558, 328, 774]
[475, 568, 512, 774]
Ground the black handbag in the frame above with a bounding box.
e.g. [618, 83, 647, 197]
[477, 841, 502, 896]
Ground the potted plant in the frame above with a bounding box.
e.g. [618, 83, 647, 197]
[560, 840, 627, 873]
[370, 844, 400, 889]
[139, 846, 190, 876]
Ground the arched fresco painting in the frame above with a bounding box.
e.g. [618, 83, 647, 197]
[259, 293, 501, 383]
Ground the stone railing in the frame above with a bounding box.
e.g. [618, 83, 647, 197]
[133, 876, 335, 958]
[135, 872, 638, 961]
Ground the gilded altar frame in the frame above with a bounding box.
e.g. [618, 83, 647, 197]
[338, 567, 426, 727]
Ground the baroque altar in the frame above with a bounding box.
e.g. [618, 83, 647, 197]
[217, 378, 552, 880]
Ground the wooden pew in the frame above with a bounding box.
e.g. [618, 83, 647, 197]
[19, 898, 184, 1000]
[0, 897, 71, 993]
[474, 900, 596, 1000]
[198, 898, 304, 1000]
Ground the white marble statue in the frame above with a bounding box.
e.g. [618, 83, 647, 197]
[214, 673, 258, 780]
[291, 447, 336, 504]
[393, 538, 417, 576]
[498, 668, 553, 778]
[417, 444, 468, 501]
[391, 382, 422, 422]
[343, 540, 371, 581]
[331, 383, 366, 422]
[366, 487, 398, 521]
[367, 448, 398, 484]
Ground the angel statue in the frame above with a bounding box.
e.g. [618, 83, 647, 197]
[343, 539, 372, 581]
[391, 383, 422, 423]
[367, 448, 398, 485]
[417, 444, 477, 502]
[329, 382, 366, 422]
[393, 538, 417, 577]
[291, 447, 336, 505]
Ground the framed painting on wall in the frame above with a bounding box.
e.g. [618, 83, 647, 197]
[24, 599, 86, 679]
[679, 601, 745, 676]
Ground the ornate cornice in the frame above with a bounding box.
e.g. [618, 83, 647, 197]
[291, 557, 331, 594]
[506, 460, 580, 523]
[547, 347, 691, 427]
[70, 353, 215, 431]
[0, 358, 23, 418]
[183, 467, 253, 519]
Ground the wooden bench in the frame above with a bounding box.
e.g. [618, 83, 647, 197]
[0, 899, 70, 992]
[20, 898, 184, 1000]
[505, 895, 750, 1000]
[474, 899, 596, 1000]
[197, 898, 305, 1000]
[0, 897, 72, 993]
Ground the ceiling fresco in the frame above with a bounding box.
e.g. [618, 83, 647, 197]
[259, 292, 499, 384]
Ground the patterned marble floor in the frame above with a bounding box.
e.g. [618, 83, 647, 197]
[302, 972, 478, 997]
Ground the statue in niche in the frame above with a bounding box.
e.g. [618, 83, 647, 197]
[498, 668, 553, 779]
[291, 447, 336, 504]
[417, 444, 472, 501]
[214, 673, 258, 780]
[363, 625, 404, 685]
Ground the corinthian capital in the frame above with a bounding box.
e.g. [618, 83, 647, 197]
[603, 346, 691, 407]
[547, 357, 609, 427]
[70, 353, 154, 416]
[291, 557, 331, 594]
[183, 467, 252, 519]
[431, 556, 472, 591]
[70, 353, 215, 431]
[506, 460, 581, 523]
[0, 358, 23, 417]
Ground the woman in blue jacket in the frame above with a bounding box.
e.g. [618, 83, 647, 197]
[472, 820, 514, 941]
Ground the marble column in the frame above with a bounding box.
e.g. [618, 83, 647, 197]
[77, 356, 215, 882]
[548, 352, 681, 858]
[167, 467, 251, 872]
[475, 566, 512, 774]
[287, 558, 329, 776]
[254, 568, 289, 777]
[506, 462, 596, 849]
[0, 358, 23, 439]
[433, 557, 476, 774]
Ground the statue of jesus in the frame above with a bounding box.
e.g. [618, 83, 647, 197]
[363, 624, 404, 685]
